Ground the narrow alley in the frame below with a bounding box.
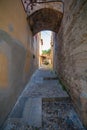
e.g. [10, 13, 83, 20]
[0, 0, 87, 129]
[3, 68, 85, 130]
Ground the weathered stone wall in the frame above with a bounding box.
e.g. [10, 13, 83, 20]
[27, 1, 63, 35]
[0, 0, 38, 127]
[53, 33, 58, 71]
[53, 0, 87, 127]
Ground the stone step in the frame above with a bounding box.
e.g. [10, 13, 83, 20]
[23, 98, 42, 128]
[42, 96, 70, 102]
[3, 98, 42, 129]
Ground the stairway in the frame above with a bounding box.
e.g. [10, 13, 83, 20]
[3, 98, 42, 130]
[3, 68, 86, 130]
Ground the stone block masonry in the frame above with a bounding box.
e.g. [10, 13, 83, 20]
[53, 0, 87, 128]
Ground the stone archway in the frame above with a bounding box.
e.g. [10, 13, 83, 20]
[28, 8, 63, 35]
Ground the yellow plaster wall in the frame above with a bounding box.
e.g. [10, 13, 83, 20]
[0, 0, 29, 48]
[0, 0, 39, 127]
[0, 0, 34, 126]
[0, 53, 8, 87]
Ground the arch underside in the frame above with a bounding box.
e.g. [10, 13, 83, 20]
[28, 8, 63, 35]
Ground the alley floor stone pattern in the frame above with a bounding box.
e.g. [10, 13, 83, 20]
[3, 68, 86, 130]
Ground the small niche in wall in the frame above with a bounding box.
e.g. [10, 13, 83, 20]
[33, 54, 35, 59]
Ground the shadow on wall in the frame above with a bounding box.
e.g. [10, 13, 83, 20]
[0, 29, 27, 127]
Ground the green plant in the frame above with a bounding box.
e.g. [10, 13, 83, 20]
[58, 79, 67, 91]
[42, 49, 51, 55]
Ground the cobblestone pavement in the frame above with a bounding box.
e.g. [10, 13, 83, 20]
[3, 68, 86, 130]
[21, 68, 68, 98]
[42, 99, 85, 130]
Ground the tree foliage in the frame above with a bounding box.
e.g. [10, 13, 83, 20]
[42, 49, 51, 55]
